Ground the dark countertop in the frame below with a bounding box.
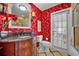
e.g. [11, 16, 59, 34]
[0, 36, 32, 42]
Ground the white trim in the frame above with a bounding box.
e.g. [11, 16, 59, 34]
[69, 7, 73, 46]
[51, 8, 71, 15]
[50, 8, 71, 49]
[67, 7, 73, 51]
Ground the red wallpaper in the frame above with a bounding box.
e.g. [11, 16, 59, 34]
[29, 3, 42, 35]
[0, 3, 42, 36]
[0, 3, 71, 42]
[41, 3, 71, 42]
[8, 3, 42, 34]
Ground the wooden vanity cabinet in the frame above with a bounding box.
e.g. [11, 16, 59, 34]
[0, 37, 36, 56]
[17, 39, 32, 56]
[32, 42, 37, 56]
[0, 42, 15, 56]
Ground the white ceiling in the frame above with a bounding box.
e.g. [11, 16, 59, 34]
[33, 3, 60, 11]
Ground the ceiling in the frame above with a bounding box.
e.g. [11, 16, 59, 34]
[33, 3, 60, 11]
[8, 3, 60, 16]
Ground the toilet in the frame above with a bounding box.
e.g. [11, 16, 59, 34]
[36, 35, 50, 52]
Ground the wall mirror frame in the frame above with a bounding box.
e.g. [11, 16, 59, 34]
[8, 3, 31, 29]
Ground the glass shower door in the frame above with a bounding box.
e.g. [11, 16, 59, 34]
[52, 10, 69, 49]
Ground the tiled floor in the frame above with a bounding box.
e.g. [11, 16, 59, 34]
[37, 48, 69, 56]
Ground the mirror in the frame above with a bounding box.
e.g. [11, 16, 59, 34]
[9, 3, 31, 28]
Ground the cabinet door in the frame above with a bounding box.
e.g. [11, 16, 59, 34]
[32, 44, 37, 56]
[2, 42, 15, 56]
[18, 39, 32, 56]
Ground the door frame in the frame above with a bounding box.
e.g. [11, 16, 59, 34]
[50, 8, 72, 50]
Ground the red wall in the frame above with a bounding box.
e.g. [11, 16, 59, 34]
[8, 3, 42, 35]
[0, 3, 71, 42]
[0, 3, 42, 36]
[29, 3, 42, 35]
[41, 3, 71, 42]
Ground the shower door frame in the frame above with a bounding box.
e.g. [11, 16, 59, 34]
[50, 8, 72, 51]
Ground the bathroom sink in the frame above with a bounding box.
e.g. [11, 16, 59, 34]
[1, 31, 8, 38]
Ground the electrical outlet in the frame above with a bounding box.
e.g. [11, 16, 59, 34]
[46, 37, 48, 40]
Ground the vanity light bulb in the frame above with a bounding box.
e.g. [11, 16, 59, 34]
[32, 11, 35, 16]
[19, 6, 26, 11]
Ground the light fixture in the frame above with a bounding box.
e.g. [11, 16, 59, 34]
[31, 11, 36, 22]
[19, 5, 26, 11]
[32, 11, 35, 16]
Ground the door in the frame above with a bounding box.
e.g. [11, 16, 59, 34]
[51, 10, 70, 49]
